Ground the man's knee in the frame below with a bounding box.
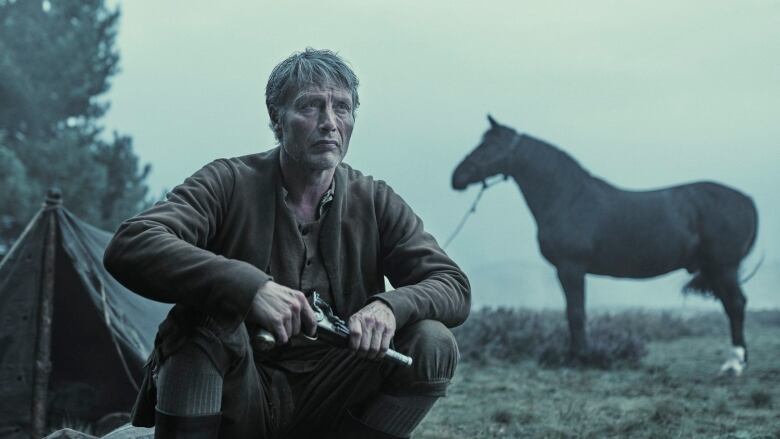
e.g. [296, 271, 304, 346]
[388, 320, 459, 396]
[158, 309, 253, 376]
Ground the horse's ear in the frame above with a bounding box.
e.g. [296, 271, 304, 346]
[487, 114, 498, 128]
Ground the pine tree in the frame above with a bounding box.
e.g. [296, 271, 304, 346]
[0, 0, 150, 255]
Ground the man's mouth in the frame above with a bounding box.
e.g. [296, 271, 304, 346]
[313, 140, 339, 148]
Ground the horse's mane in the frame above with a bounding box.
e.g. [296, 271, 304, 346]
[520, 134, 591, 183]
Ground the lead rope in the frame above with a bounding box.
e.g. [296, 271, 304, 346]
[444, 132, 520, 249]
[443, 176, 505, 249]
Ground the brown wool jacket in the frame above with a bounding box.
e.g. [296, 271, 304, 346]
[103, 147, 471, 333]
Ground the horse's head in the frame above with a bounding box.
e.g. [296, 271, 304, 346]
[452, 115, 520, 190]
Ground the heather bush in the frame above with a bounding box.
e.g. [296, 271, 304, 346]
[748, 310, 780, 328]
[536, 318, 648, 369]
[750, 390, 773, 409]
[452, 308, 777, 368]
[452, 308, 562, 363]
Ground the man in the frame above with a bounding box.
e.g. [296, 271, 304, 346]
[104, 48, 470, 439]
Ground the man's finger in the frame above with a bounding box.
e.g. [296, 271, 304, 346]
[301, 299, 318, 337]
[379, 329, 392, 358]
[368, 326, 383, 360]
[291, 304, 301, 336]
[283, 317, 292, 343]
[349, 318, 362, 351]
[274, 323, 288, 345]
[359, 322, 372, 355]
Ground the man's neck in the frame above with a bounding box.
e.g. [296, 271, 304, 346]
[279, 149, 335, 217]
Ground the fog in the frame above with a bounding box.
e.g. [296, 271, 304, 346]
[104, 0, 780, 310]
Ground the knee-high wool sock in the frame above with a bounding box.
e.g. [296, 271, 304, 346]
[156, 343, 223, 416]
[358, 393, 438, 437]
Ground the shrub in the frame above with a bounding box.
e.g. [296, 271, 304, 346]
[452, 308, 780, 368]
[750, 390, 772, 408]
[491, 409, 513, 424]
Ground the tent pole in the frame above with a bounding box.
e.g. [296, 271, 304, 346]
[31, 190, 61, 439]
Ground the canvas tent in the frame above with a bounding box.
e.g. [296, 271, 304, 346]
[0, 191, 171, 439]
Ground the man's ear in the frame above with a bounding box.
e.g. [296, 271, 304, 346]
[269, 106, 283, 138]
[268, 106, 280, 127]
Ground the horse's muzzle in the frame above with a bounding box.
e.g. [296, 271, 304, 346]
[451, 163, 477, 190]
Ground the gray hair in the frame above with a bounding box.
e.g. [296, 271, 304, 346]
[265, 48, 360, 141]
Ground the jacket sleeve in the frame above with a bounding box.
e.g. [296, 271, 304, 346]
[370, 181, 471, 329]
[103, 160, 269, 331]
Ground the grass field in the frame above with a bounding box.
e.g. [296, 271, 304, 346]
[417, 310, 780, 439]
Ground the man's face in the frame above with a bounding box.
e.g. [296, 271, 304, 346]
[276, 84, 355, 171]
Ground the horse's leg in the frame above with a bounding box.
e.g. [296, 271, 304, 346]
[714, 269, 748, 375]
[557, 267, 587, 360]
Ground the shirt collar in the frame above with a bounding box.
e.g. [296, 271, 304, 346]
[280, 178, 335, 221]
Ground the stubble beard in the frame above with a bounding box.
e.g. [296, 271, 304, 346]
[306, 154, 341, 171]
[284, 144, 344, 172]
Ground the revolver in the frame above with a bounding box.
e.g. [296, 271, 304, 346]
[254, 292, 413, 367]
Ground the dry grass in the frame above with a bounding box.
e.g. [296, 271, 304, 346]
[452, 307, 743, 369]
[419, 309, 780, 438]
[47, 309, 780, 438]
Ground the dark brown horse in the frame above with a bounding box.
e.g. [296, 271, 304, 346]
[452, 115, 759, 373]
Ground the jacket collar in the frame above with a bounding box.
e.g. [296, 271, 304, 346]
[259, 147, 350, 318]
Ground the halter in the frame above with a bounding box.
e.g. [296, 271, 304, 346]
[443, 132, 522, 249]
[466, 131, 522, 181]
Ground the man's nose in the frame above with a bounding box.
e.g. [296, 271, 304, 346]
[319, 107, 337, 131]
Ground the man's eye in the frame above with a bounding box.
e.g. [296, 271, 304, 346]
[335, 103, 351, 112]
[297, 99, 319, 110]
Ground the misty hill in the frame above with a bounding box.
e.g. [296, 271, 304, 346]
[465, 259, 779, 311]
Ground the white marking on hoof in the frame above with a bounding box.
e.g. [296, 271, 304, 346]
[719, 346, 746, 376]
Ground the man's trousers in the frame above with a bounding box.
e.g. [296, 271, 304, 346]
[131, 307, 459, 439]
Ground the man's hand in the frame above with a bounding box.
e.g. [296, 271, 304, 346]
[247, 281, 317, 345]
[348, 300, 396, 360]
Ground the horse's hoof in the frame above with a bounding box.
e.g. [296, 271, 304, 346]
[565, 351, 589, 368]
[718, 346, 747, 377]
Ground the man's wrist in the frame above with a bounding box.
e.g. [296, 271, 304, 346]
[255, 277, 273, 296]
[367, 296, 395, 319]
[368, 292, 411, 329]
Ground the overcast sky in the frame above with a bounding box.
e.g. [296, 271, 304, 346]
[104, 0, 780, 310]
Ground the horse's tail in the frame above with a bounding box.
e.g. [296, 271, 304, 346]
[683, 272, 715, 296]
[744, 198, 759, 255]
[739, 198, 761, 284]
[683, 253, 763, 295]
[684, 203, 760, 294]
[740, 251, 764, 284]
